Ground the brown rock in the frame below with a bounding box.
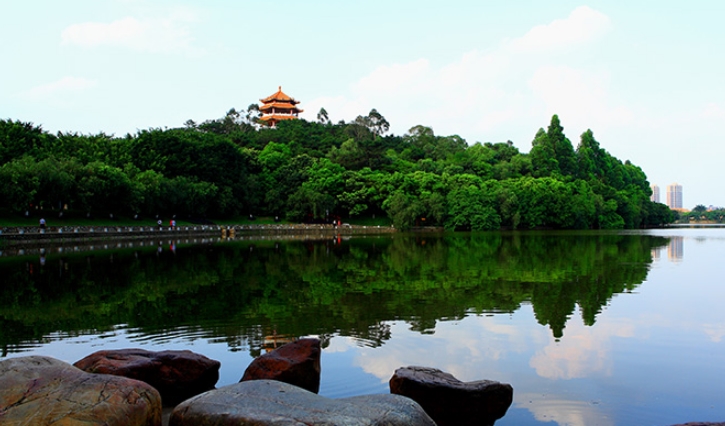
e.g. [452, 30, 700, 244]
[74, 348, 220, 405]
[389, 366, 513, 426]
[0, 355, 161, 426]
[170, 379, 436, 426]
[240, 337, 321, 393]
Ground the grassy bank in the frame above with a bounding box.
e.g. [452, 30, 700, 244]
[0, 214, 393, 228]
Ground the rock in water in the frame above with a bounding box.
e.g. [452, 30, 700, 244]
[170, 379, 436, 426]
[0, 355, 162, 426]
[670, 423, 725, 426]
[240, 337, 321, 393]
[74, 348, 220, 405]
[389, 366, 513, 426]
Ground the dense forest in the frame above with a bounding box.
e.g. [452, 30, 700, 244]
[0, 108, 673, 229]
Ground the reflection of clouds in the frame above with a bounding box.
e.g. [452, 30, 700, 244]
[324, 336, 356, 353]
[352, 316, 538, 383]
[703, 324, 725, 343]
[529, 316, 634, 380]
[516, 393, 614, 426]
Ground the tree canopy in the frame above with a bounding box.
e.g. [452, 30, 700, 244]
[0, 112, 673, 229]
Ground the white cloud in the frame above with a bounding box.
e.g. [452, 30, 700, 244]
[302, 6, 620, 146]
[702, 102, 725, 119]
[23, 76, 98, 101]
[60, 7, 201, 55]
[527, 65, 634, 135]
[353, 59, 432, 99]
[508, 6, 612, 53]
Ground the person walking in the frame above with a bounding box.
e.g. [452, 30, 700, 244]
[39, 218, 46, 229]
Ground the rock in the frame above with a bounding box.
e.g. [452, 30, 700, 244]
[389, 366, 513, 426]
[0, 355, 161, 426]
[670, 423, 725, 426]
[170, 379, 436, 426]
[74, 348, 220, 406]
[240, 337, 321, 393]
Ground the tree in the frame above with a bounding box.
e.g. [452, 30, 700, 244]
[529, 128, 557, 177]
[0, 157, 40, 212]
[317, 107, 330, 125]
[546, 114, 577, 177]
[530, 115, 577, 178]
[445, 182, 501, 231]
[327, 138, 367, 170]
[367, 109, 390, 137]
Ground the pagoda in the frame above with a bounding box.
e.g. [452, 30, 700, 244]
[259, 86, 303, 127]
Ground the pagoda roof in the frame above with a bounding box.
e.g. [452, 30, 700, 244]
[259, 102, 304, 112]
[261, 86, 300, 104]
[260, 114, 301, 122]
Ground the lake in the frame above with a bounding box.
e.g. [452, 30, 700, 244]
[1, 229, 723, 425]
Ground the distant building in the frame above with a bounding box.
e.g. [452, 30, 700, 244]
[666, 183, 683, 209]
[259, 86, 303, 127]
[650, 184, 660, 203]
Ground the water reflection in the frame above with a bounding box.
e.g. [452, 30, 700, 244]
[8, 231, 725, 425]
[516, 394, 614, 426]
[0, 232, 670, 357]
[668, 236, 684, 261]
[529, 315, 635, 380]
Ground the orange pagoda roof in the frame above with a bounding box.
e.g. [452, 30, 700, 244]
[260, 86, 300, 105]
[259, 101, 303, 112]
[259, 86, 303, 126]
[261, 114, 301, 123]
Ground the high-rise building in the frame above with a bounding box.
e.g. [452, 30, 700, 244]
[666, 183, 683, 209]
[650, 184, 660, 203]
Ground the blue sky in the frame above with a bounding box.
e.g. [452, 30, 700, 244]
[2, 1, 724, 208]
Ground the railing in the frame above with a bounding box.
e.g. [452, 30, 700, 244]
[0, 223, 396, 242]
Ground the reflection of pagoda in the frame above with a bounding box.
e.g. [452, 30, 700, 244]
[259, 86, 303, 127]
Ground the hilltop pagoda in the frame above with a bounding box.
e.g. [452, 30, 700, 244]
[259, 86, 303, 127]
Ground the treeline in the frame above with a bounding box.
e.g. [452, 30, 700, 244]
[0, 110, 673, 229]
[681, 205, 725, 223]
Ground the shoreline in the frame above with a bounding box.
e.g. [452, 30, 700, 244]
[0, 224, 397, 258]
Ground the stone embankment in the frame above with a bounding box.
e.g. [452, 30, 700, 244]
[0, 223, 395, 242]
[0, 224, 397, 257]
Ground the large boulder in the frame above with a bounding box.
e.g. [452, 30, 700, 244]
[240, 337, 321, 393]
[389, 366, 513, 426]
[0, 355, 161, 426]
[74, 348, 220, 405]
[170, 379, 436, 426]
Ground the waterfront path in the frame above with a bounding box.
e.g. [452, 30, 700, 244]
[0, 223, 396, 244]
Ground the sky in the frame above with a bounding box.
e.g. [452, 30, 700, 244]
[2, 1, 724, 208]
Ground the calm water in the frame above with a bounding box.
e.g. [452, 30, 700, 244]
[1, 229, 724, 426]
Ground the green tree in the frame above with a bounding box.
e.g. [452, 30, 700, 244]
[0, 157, 40, 212]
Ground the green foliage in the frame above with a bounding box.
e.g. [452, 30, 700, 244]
[0, 112, 667, 228]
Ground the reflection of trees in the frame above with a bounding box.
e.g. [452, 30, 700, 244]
[0, 233, 669, 355]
